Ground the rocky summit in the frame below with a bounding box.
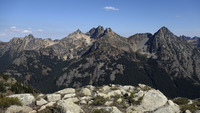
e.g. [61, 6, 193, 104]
[0, 26, 200, 99]
[4, 84, 185, 113]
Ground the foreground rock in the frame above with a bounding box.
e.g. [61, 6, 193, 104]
[8, 94, 35, 106]
[57, 100, 84, 113]
[5, 84, 188, 113]
[5, 105, 33, 113]
[47, 94, 61, 102]
[134, 89, 168, 112]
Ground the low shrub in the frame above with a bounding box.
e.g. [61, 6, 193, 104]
[92, 96, 107, 106]
[126, 91, 143, 105]
[91, 108, 111, 113]
[173, 97, 189, 105]
[142, 86, 151, 91]
[193, 100, 200, 107]
[180, 104, 198, 113]
[0, 82, 6, 93]
[132, 96, 143, 105]
[0, 96, 21, 108]
[0, 74, 9, 81]
[38, 105, 62, 113]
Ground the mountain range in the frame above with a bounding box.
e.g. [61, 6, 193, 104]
[180, 35, 200, 47]
[0, 26, 200, 99]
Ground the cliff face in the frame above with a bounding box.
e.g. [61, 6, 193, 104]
[0, 26, 200, 98]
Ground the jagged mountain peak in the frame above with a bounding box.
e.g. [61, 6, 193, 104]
[74, 29, 82, 34]
[156, 26, 173, 35]
[25, 34, 35, 39]
[104, 28, 113, 34]
[97, 25, 104, 30]
[86, 26, 117, 39]
[86, 26, 105, 39]
[63, 29, 90, 40]
[69, 29, 83, 36]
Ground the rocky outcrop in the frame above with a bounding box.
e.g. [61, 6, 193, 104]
[36, 98, 47, 106]
[134, 89, 168, 112]
[5, 105, 33, 113]
[5, 84, 186, 113]
[86, 25, 105, 39]
[57, 100, 84, 113]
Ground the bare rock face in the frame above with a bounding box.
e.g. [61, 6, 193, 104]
[47, 94, 61, 102]
[134, 89, 168, 112]
[36, 98, 47, 106]
[5, 105, 33, 113]
[80, 88, 92, 96]
[153, 100, 180, 113]
[57, 100, 84, 113]
[55, 88, 75, 94]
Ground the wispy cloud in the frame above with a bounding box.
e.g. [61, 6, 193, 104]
[10, 26, 17, 29]
[9, 26, 43, 34]
[10, 26, 22, 32]
[104, 6, 119, 11]
[22, 30, 32, 33]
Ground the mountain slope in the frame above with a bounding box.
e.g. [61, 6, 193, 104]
[0, 74, 39, 96]
[0, 26, 200, 98]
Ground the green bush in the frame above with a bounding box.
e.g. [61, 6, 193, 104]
[193, 100, 200, 107]
[38, 105, 62, 113]
[119, 98, 128, 108]
[92, 96, 107, 106]
[113, 94, 121, 102]
[126, 91, 143, 105]
[0, 96, 21, 108]
[91, 108, 110, 113]
[0, 82, 6, 93]
[10, 82, 39, 94]
[132, 96, 143, 105]
[173, 97, 189, 105]
[142, 86, 151, 91]
[0, 74, 9, 81]
[173, 98, 200, 112]
[180, 104, 198, 113]
[112, 95, 127, 109]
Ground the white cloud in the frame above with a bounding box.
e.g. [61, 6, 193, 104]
[10, 26, 22, 32]
[10, 26, 17, 29]
[22, 30, 32, 33]
[104, 6, 119, 11]
[37, 29, 43, 32]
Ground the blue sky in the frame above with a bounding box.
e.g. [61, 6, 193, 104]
[0, 0, 200, 42]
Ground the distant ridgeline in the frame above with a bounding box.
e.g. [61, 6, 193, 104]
[0, 26, 200, 99]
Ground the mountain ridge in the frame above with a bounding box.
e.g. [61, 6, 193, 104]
[0, 26, 200, 99]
